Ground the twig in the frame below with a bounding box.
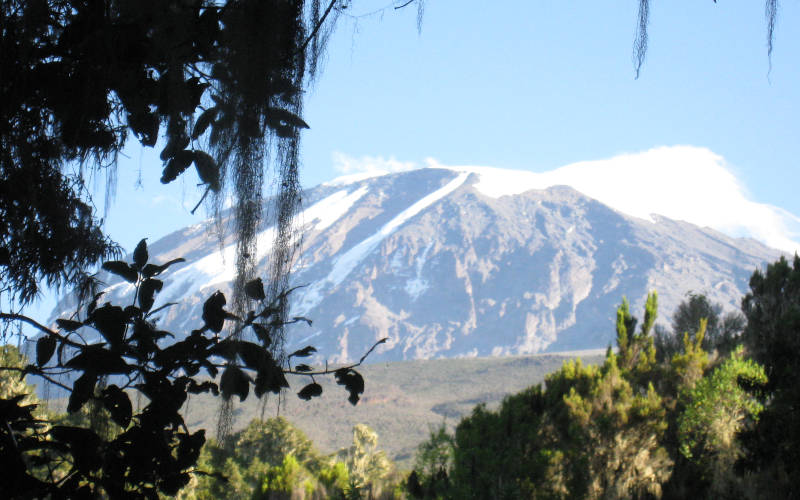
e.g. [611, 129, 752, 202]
[190, 186, 211, 214]
[0, 312, 82, 349]
[0, 366, 74, 392]
[283, 337, 388, 376]
[298, 0, 339, 54]
[359, 337, 387, 364]
[146, 302, 178, 319]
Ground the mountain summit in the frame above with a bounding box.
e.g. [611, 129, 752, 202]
[71, 165, 784, 362]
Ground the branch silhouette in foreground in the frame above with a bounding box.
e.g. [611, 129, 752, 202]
[0, 238, 385, 499]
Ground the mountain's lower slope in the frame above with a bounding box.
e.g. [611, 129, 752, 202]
[61, 167, 783, 362]
[179, 352, 606, 469]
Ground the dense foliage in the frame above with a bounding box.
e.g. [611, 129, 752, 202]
[0, 0, 345, 304]
[163, 417, 401, 499]
[0, 241, 383, 498]
[407, 268, 800, 499]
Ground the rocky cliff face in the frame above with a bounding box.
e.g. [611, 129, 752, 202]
[58, 167, 783, 362]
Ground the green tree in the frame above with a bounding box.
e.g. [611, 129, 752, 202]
[615, 293, 658, 391]
[739, 255, 800, 495]
[677, 347, 766, 497]
[256, 454, 319, 500]
[449, 385, 548, 499]
[318, 461, 350, 499]
[337, 424, 397, 499]
[0, 344, 38, 401]
[446, 295, 672, 500]
[550, 353, 671, 499]
[188, 417, 322, 499]
[411, 423, 453, 499]
[655, 293, 745, 361]
[670, 318, 710, 391]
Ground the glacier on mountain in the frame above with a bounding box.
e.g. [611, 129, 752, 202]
[54, 158, 792, 362]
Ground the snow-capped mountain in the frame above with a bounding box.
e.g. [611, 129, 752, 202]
[56, 162, 787, 362]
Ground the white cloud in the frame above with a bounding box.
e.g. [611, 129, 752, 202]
[329, 152, 416, 183]
[425, 146, 800, 254]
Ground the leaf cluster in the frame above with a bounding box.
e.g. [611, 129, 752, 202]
[409, 293, 769, 500]
[1, 238, 384, 498]
[0, 0, 325, 303]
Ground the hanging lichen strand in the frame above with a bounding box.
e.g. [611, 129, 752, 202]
[633, 0, 780, 78]
[633, 0, 649, 80]
[765, 0, 778, 74]
[202, 0, 310, 440]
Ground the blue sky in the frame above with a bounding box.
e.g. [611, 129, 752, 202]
[21, 1, 800, 320]
[108, 0, 800, 249]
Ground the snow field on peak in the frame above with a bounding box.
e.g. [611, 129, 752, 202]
[153, 186, 369, 310]
[302, 185, 369, 231]
[425, 146, 799, 253]
[291, 172, 470, 316]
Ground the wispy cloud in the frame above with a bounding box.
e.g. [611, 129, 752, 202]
[332, 152, 417, 175]
[430, 147, 800, 253]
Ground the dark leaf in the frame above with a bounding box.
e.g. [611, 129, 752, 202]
[237, 341, 271, 370]
[67, 371, 97, 413]
[297, 382, 323, 401]
[127, 110, 159, 146]
[192, 107, 218, 139]
[266, 107, 310, 129]
[142, 258, 186, 278]
[251, 323, 272, 346]
[207, 338, 238, 360]
[210, 93, 226, 106]
[56, 318, 83, 331]
[66, 346, 131, 374]
[201, 359, 219, 379]
[192, 151, 221, 192]
[220, 365, 251, 402]
[254, 360, 289, 398]
[138, 278, 163, 312]
[239, 114, 262, 137]
[87, 292, 104, 317]
[132, 238, 148, 269]
[294, 364, 312, 372]
[202, 291, 227, 333]
[292, 316, 312, 326]
[123, 305, 142, 321]
[176, 430, 205, 469]
[187, 380, 218, 396]
[36, 336, 56, 367]
[50, 425, 101, 450]
[158, 333, 211, 367]
[289, 345, 317, 358]
[0, 246, 10, 266]
[335, 368, 365, 406]
[161, 473, 191, 496]
[131, 319, 157, 357]
[102, 261, 138, 283]
[160, 133, 189, 161]
[160, 149, 195, 184]
[244, 277, 266, 301]
[91, 304, 127, 348]
[101, 385, 132, 428]
[272, 124, 295, 139]
[64, 428, 103, 472]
